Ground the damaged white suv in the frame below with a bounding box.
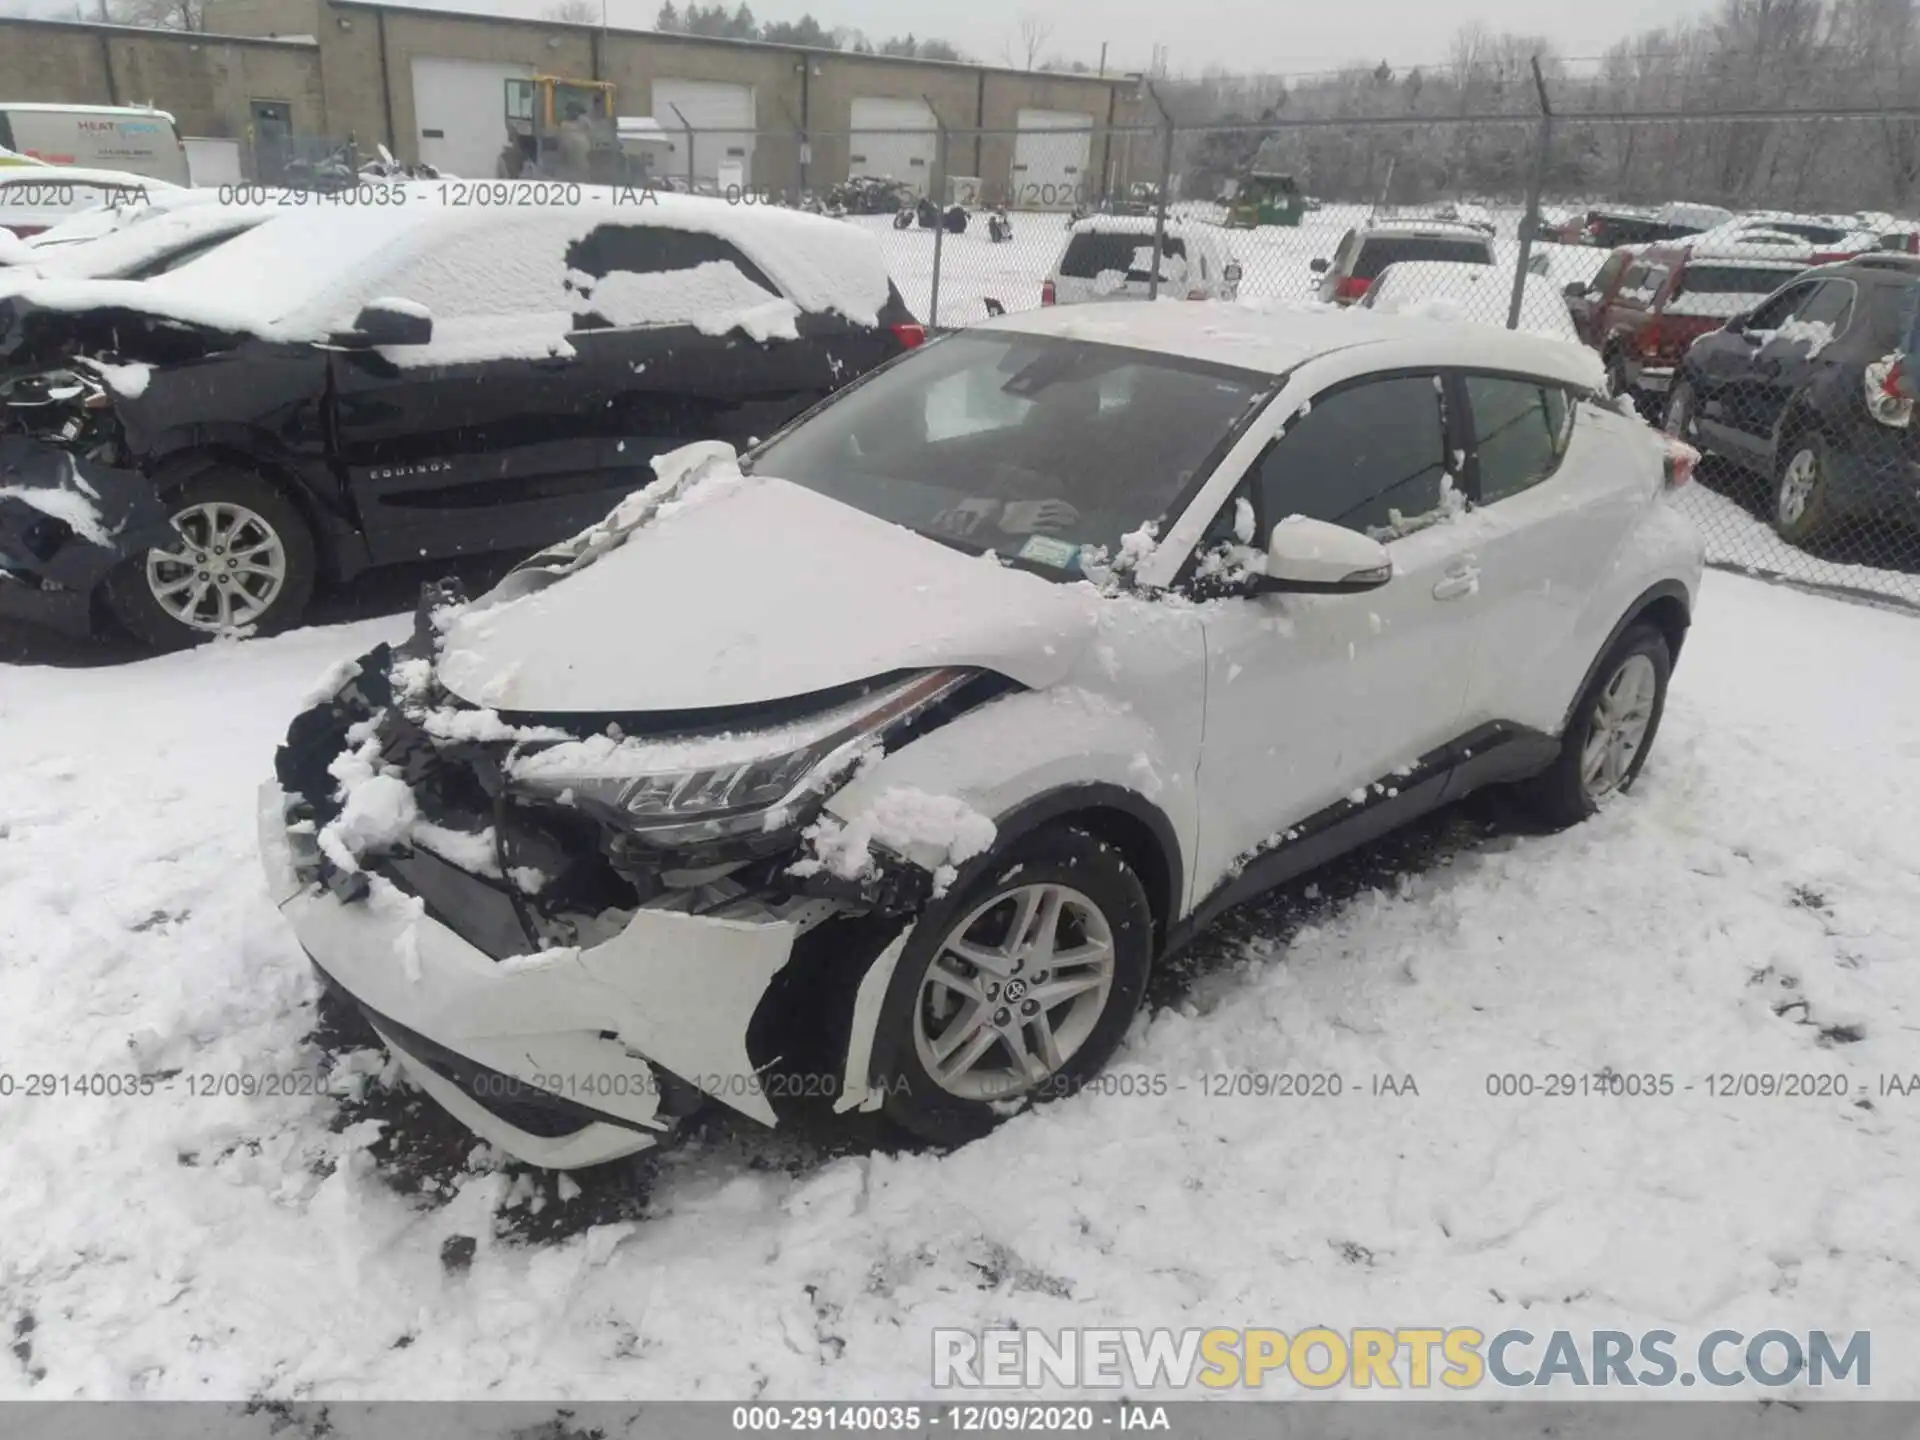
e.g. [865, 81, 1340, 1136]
[260, 302, 1704, 1169]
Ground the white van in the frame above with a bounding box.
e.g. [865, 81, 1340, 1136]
[0, 103, 190, 185]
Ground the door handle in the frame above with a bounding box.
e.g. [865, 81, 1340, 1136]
[1432, 567, 1480, 601]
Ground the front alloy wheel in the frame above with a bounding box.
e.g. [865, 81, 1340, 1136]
[877, 824, 1152, 1145]
[146, 500, 289, 632]
[913, 882, 1117, 1101]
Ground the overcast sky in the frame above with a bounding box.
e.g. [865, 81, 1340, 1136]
[19, 0, 1718, 74]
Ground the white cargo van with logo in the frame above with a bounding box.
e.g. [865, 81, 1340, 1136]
[0, 104, 189, 185]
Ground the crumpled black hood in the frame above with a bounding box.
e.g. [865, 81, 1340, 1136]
[0, 294, 241, 378]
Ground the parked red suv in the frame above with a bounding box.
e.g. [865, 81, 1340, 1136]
[1588, 241, 1813, 408]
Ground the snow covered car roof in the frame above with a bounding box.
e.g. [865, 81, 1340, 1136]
[1068, 214, 1217, 237]
[0, 101, 177, 120]
[0, 185, 894, 345]
[1359, 217, 1495, 242]
[977, 298, 1605, 394]
[1361, 260, 1581, 345]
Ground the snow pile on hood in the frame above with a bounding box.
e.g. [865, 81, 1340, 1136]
[793, 786, 997, 897]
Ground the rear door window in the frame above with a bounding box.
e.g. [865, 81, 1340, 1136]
[565, 223, 784, 330]
[1060, 231, 1187, 281]
[1465, 375, 1572, 505]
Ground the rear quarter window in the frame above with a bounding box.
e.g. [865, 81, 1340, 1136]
[1353, 236, 1492, 281]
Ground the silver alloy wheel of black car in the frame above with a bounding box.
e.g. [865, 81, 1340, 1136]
[912, 881, 1117, 1101]
[145, 500, 289, 632]
[1777, 446, 1820, 529]
[1581, 652, 1659, 803]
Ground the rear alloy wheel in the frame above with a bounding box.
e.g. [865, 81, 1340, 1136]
[1774, 435, 1838, 547]
[105, 468, 317, 649]
[1520, 623, 1672, 828]
[876, 824, 1152, 1146]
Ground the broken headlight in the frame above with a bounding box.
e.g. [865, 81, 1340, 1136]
[506, 668, 973, 845]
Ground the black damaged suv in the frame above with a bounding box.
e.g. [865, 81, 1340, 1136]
[1664, 254, 1920, 548]
[0, 191, 921, 646]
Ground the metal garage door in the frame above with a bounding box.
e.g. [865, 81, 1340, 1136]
[652, 78, 756, 189]
[411, 56, 533, 178]
[1012, 108, 1093, 210]
[848, 97, 937, 196]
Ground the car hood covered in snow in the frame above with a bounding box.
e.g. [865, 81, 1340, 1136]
[433, 465, 1104, 715]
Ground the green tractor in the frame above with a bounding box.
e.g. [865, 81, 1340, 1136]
[1225, 170, 1305, 228]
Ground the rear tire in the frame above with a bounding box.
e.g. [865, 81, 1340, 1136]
[1521, 624, 1672, 829]
[104, 466, 316, 650]
[1773, 433, 1839, 548]
[873, 824, 1153, 1147]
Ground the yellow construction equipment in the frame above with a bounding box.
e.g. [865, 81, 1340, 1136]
[501, 75, 625, 183]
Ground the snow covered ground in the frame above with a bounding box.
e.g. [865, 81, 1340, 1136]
[2, 569, 1917, 1400]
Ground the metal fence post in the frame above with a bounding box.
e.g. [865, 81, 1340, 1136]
[1146, 81, 1174, 302]
[1507, 56, 1554, 331]
[669, 103, 695, 191]
[929, 118, 949, 328]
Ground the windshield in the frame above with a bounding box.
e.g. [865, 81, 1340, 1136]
[1675, 263, 1806, 297]
[745, 331, 1271, 577]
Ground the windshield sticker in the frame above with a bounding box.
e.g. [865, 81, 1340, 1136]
[1016, 535, 1081, 570]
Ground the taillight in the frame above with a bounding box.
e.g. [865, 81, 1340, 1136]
[1866, 356, 1914, 427]
[1335, 275, 1370, 303]
[890, 321, 925, 349]
[1663, 435, 1699, 489]
[5, 224, 45, 238]
[1041, 278, 1056, 306]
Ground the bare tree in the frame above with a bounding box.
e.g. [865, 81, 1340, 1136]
[1004, 13, 1051, 70]
[107, 0, 203, 29]
[544, 0, 601, 22]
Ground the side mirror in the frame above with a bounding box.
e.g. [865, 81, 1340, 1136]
[337, 298, 433, 348]
[1309, 258, 1330, 274]
[1259, 516, 1393, 594]
[1563, 280, 1586, 298]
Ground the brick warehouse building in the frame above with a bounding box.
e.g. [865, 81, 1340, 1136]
[0, 1, 1148, 198]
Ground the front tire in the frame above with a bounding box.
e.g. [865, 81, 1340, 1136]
[104, 467, 317, 650]
[874, 824, 1153, 1146]
[1521, 624, 1672, 829]
[1773, 433, 1838, 547]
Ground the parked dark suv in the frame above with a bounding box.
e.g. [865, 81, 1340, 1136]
[0, 191, 921, 645]
[1664, 254, 1920, 546]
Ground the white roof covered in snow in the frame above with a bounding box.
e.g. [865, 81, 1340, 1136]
[1362, 260, 1581, 345]
[4, 184, 893, 341]
[978, 298, 1606, 393]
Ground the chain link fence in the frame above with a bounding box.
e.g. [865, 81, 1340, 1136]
[686, 106, 1920, 607]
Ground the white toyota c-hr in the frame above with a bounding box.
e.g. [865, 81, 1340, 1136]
[260, 301, 1704, 1170]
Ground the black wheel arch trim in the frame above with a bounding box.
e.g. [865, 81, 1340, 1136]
[965, 782, 1185, 949]
[1558, 580, 1692, 736]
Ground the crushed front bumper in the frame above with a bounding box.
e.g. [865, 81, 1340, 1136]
[0, 433, 173, 634]
[260, 780, 813, 1170]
